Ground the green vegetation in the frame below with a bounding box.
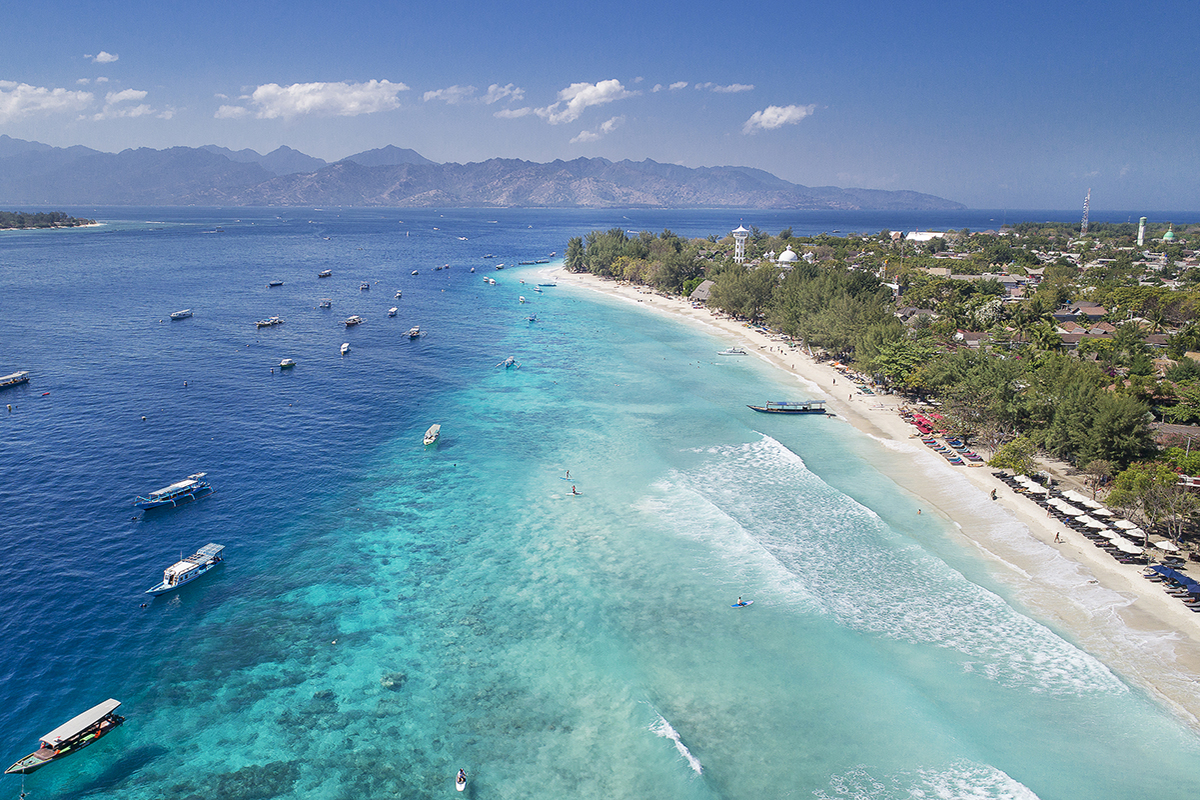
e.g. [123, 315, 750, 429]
[568, 219, 1200, 542]
[0, 210, 95, 229]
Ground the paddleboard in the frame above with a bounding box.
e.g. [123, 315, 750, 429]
[456, 772, 467, 792]
[732, 601, 753, 608]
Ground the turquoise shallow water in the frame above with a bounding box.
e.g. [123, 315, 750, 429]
[2, 208, 1200, 800]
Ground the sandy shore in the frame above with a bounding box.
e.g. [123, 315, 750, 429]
[554, 267, 1200, 729]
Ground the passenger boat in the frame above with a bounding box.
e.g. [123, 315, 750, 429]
[318, 298, 332, 309]
[279, 358, 295, 369]
[341, 343, 350, 355]
[344, 316, 364, 327]
[537, 282, 557, 287]
[424, 423, 441, 447]
[145, 543, 225, 595]
[360, 282, 370, 291]
[255, 316, 284, 328]
[134, 473, 212, 509]
[483, 253, 494, 258]
[388, 307, 398, 317]
[0, 371, 30, 389]
[407, 326, 421, 338]
[267, 280, 283, 287]
[747, 400, 827, 414]
[718, 347, 748, 355]
[318, 269, 332, 278]
[169, 309, 193, 320]
[5, 699, 124, 774]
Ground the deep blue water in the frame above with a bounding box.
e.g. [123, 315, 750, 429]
[2, 207, 1200, 800]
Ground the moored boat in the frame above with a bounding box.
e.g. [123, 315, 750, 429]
[0, 371, 30, 389]
[267, 280, 283, 287]
[388, 307, 398, 317]
[318, 269, 332, 278]
[747, 400, 827, 414]
[519, 296, 526, 303]
[4, 699, 125, 775]
[318, 298, 332, 309]
[145, 543, 225, 595]
[360, 282, 370, 291]
[344, 315, 364, 327]
[424, 423, 441, 447]
[341, 342, 350, 355]
[169, 309, 193, 320]
[394, 289, 402, 298]
[718, 347, 747, 355]
[407, 325, 421, 339]
[279, 358, 295, 369]
[134, 473, 212, 509]
[255, 316, 284, 328]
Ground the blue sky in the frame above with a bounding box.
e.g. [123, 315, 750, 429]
[2, 0, 1197, 211]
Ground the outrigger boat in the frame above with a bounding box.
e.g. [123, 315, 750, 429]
[747, 400, 827, 414]
[344, 316, 364, 327]
[134, 473, 212, 509]
[145, 544, 224, 595]
[5, 699, 124, 774]
[407, 326, 422, 339]
[256, 316, 284, 328]
[169, 309, 193, 320]
[424, 424, 441, 447]
[0, 371, 30, 389]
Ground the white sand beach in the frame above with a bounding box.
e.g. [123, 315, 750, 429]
[557, 267, 1200, 729]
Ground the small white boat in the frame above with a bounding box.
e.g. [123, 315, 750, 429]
[424, 423, 441, 447]
[470, 267, 475, 273]
[388, 307, 398, 317]
[279, 358, 296, 369]
[145, 544, 225, 595]
[255, 316, 284, 328]
[267, 280, 283, 287]
[318, 298, 332, 309]
[411, 270, 418, 275]
[408, 326, 421, 339]
[519, 296, 527, 303]
[718, 347, 748, 355]
[344, 316, 364, 327]
[360, 282, 370, 291]
[456, 769, 467, 792]
[394, 289, 403, 298]
[341, 343, 350, 356]
[496, 356, 519, 369]
[318, 269, 332, 278]
[134, 473, 212, 509]
[169, 309, 192, 320]
[533, 286, 542, 293]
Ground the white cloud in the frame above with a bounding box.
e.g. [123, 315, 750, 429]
[483, 83, 524, 104]
[76, 78, 90, 85]
[234, 80, 408, 119]
[570, 115, 624, 143]
[696, 82, 754, 93]
[494, 106, 532, 119]
[670, 81, 689, 91]
[536, 79, 636, 125]
[106, 88, 147, 105]
[0, 81, 93, 122]
[91, 51, 119, 64]
[742, 103, 815, 134]
[96, 77, 109, 84]
[92, 88, 155, 120]
[652, 84, 663, 92]
[215, 104, 249, 119]
[423, 85, 476, 104]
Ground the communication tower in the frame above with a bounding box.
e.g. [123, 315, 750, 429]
[1080, 189, 1091, 236]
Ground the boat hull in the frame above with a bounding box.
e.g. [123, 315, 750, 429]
[145, 562, 221, 595]
[5, 715, 124, 774]
[747, 405, 825, 414]
[134, 485, 213, 510]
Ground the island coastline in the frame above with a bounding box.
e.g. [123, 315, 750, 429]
[554, 265, 1200, 730]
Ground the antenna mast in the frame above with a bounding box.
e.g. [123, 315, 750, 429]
[1080, 188, 1091, 235]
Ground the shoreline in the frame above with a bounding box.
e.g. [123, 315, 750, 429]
[553, 266, 1200, 730]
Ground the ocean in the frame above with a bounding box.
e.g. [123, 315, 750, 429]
[2, 206, 1199, 800]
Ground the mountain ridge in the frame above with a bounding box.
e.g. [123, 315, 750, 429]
[0, 136, 965, 210]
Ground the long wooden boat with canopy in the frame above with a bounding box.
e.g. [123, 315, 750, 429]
[5, 699, 124, 774]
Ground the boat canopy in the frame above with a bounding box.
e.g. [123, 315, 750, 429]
[40, 699, 120, 745]
[166, 544, 224, 577]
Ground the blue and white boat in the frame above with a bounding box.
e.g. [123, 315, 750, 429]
[0, 371, 30, 389]
[134, 473, 212, 509]
[145, 543, 225, 595]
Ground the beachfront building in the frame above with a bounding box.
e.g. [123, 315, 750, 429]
[732, 225, 749, 264]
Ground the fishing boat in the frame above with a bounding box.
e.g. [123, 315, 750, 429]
[388, 307, 398, 317]
[394, 289, 403, 298]
[0, 371, 30, 389]
[255, 316, 284, 328]
[341, 343, 350, 355]
[344, 316, 364, 327]
[747, 400, 827, 414]
[483, 253, 494, 259]
[279, 358, 295, 369]
[423, 423, 441, 447]
[360, 282, 370, 291]
[718, 347, 748, 355]
[134, 473, 212, 509]
[4, 699, 125, 774]
[267, 280, 283, 287]
[533, 286, 542, 293]
[169, 309, 193, 320]
[407, 326, 421, 339]
[145, 544, 225, 595]
[318, 298, 332, 309]
[318, 269, 332, 278]
[537, 282, 557, 287]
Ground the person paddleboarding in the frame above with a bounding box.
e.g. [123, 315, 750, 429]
[456, 768, 467, 791]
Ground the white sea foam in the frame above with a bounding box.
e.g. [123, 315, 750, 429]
[649, 713, 703, 775]
[816, 761, 1040, 800]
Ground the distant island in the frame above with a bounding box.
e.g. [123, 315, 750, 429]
[0, 210, 95, 229]
[0, 135, 964, 211]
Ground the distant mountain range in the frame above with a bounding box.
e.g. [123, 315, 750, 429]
[0, 135, 964, 210]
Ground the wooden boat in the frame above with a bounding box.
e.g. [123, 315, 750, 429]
[747, 400, 827, 414]
[424, 424, 441, 447]
[0, 371, 30, 389]
[134, 473, 212, 509]
[5, 699, 124, 774]
[344, 316, 364, 327]
[267, 280, 283, 287]
[407, 326, 421, 339]
[145, 544, 224, 595]
[318, 298, 332, 309]
[169, 309, 193, 320]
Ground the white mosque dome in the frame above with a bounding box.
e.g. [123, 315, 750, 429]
[778, 246, 799, 264]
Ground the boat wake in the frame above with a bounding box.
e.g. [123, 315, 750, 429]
[649, 713, 703, 775]
[815, 761, 1039, 800]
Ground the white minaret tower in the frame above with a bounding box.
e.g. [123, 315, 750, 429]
[732, 224, 749, 264]
[1138, 216, 1147, 247]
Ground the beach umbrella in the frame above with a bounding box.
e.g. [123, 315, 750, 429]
[1061, 505, 1085, 516]
[1091, 506, 1114, 517]
[1101, 529, 1125, 541]
[1113, 519, 1138, 530]
[1026, 484, 1050, 494]
[1112, 538, 1143, 554]
[1062, 490, 1090, 504]
[1155, 540, 1180, 552]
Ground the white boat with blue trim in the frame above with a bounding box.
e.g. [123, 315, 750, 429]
[145, 543, 225, 595]
[134, 473, 213, 509]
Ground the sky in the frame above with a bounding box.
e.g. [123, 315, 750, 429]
[2, 0, 1198, 211]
